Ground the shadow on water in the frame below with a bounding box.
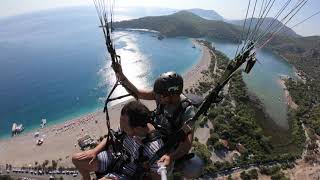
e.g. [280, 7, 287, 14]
[246, 93, 299, 153]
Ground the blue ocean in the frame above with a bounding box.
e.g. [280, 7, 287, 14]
[0, 6, 295, 139]
[0, 7, 201, 138]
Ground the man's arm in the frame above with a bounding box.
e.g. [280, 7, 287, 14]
[117, 72, 155, 100]
[92, 138, 108, 155]
[168, 105, 195, 160]
[72, 138, 108, 166]
[113, 62, 155, 100]
[168, 133, 193, 161]
[158, 133, 193, 167]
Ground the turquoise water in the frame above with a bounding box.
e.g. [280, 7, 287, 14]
[0, 7, 201, 138]
[209, 39, 295, 129]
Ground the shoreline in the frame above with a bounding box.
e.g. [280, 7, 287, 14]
[0, 38, 212, 167]
[278, 76, 298, 110]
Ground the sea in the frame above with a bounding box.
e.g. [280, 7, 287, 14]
[0, 6, 295, 139]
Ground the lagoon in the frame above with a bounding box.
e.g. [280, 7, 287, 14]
[209, 39, 295, 129]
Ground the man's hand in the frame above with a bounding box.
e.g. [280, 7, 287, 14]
[77, 149, 97, 165]
[158, 154, 172, 167]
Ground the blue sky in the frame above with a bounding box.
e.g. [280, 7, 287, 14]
[1, 0, 319, 36]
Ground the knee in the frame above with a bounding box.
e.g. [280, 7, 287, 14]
[71, 152, 99, 173]
[71, 153, 82, 167]
[98, 178, 110, 180]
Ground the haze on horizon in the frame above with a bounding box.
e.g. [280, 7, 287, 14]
[1, 0, 320, 37]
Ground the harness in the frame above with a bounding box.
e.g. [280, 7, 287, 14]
[96, 130, 162, 179]
[133, 130, 163, 180]
[152, 97, 193, 139]
[95, 130, 131, 179]
[108, 131, 131, 173]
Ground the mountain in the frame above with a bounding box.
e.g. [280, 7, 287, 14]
[186, 8, 224, 21]
[268, 35, 320, 80]
[114, 11, 241, 42]
[114, 7, 224, 21]
[115, 10, 319, 79]
[114, 7, 177, 20]
[229, 18, 300, 38]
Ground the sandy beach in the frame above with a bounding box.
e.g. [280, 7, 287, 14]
[183, 39, 212, 88]
[0, 39, 213, 167]
[278, 76, 298, 110]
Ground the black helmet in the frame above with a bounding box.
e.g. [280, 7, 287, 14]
[153, 71, 183, 96]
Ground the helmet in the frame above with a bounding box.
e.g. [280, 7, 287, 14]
[153, 71, 183, 96]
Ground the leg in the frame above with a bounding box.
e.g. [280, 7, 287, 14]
[174, 154, 204, 179]
[72, 152, 99, 180]
[99, 173, 129, 180]
[98, 178, 113, 180]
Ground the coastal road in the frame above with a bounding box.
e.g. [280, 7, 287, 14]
[301, 123, 310, 159]
[7, 173, 79, 180]
[213, 52, 217, 75]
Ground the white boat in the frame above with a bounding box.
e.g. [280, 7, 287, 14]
[11, 123, 17, 136]
[34, 132, 40, 137]
[12, 123, 17, 133]
[40, 119, 47, 128]
[16, 124, 24, 133]
[11, 123, 24, 136]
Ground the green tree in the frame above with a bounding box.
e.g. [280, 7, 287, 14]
[192, 142, 211, 165]
[207, 133, 219, 146]
[213, 141, 225, 151]
[248, 169, 258, 179]
[240, 171, 251, 180]
[52, 160, 58, 170]
[42, 160, 49, 169]
[0, 175, 14, 180]
[271, 172, 289, 180]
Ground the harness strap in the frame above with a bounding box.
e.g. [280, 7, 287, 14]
[157, 98, 192, 132]
[134, 130, 162, 180]
[143, 130, 163, 144]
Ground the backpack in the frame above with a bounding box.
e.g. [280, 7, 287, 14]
[183, 93, 204, 108]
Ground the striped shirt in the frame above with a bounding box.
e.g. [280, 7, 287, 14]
[117, 134, 163, 177]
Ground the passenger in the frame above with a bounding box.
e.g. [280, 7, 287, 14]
[72, 101, 164, 180]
